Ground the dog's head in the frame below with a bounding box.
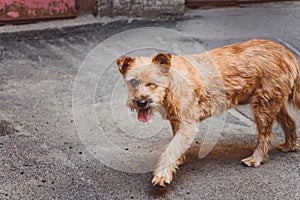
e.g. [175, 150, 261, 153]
[116, 53, 172, 122]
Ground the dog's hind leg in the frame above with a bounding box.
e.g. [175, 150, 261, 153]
[276, 105, 299, 152]
[242, 89, 281, 167]
[152, 120, 197, 186]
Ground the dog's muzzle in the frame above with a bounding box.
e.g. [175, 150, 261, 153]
[135, 99, 151, 122]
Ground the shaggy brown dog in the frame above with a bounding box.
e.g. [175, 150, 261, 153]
[116, 39, 300, 186]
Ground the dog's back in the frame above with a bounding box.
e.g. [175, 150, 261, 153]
[174, 39, 300, 111]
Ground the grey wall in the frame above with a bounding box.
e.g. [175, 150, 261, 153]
[98, 0, 185, 17]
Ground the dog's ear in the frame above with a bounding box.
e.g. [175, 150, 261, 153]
[116, 56, 135, 75]
[152, 53, 172, 67]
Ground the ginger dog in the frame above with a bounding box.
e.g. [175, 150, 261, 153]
[116, 39, 300, 186]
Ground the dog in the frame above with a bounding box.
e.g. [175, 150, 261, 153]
[116, 39, 300, 187]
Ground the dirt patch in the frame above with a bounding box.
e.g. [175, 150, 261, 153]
[0, 120, 17, 136]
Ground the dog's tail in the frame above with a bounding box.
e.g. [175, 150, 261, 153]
[290, 74, 300, 110]
[289, 58, 300, 110]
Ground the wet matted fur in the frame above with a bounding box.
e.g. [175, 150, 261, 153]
[116, 39, 300, 186]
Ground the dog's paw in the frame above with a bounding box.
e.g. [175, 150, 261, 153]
[276, 142, 299, 152]
[241, 156, 265, 168]
[152, 165, 176, 187]
[152, 175, 170, 187]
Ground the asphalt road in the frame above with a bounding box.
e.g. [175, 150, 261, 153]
[1, 2, 300, 199]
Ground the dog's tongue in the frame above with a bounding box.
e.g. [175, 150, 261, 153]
[137, 108, 150, 122]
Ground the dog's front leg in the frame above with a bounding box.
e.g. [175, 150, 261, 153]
[152, 120, 197, 186]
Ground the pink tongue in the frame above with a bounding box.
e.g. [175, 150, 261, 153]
[137, 109, 150, 122]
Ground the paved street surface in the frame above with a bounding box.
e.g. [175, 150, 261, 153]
[1, 2, 300, 199]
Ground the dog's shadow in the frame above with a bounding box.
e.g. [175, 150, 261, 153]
[150, 139, 257, 198]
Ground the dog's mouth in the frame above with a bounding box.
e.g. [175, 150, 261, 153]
[137, 107, 151, 122]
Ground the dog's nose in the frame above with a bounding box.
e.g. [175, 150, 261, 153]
[137, 99, 147, 108]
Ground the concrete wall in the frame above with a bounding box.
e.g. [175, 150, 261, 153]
[0, 0, 184, 24]
[98, 0, 185, 17]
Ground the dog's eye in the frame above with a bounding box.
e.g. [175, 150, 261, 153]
[146, 82, 158, 88]
[129, 79, 138, 87]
